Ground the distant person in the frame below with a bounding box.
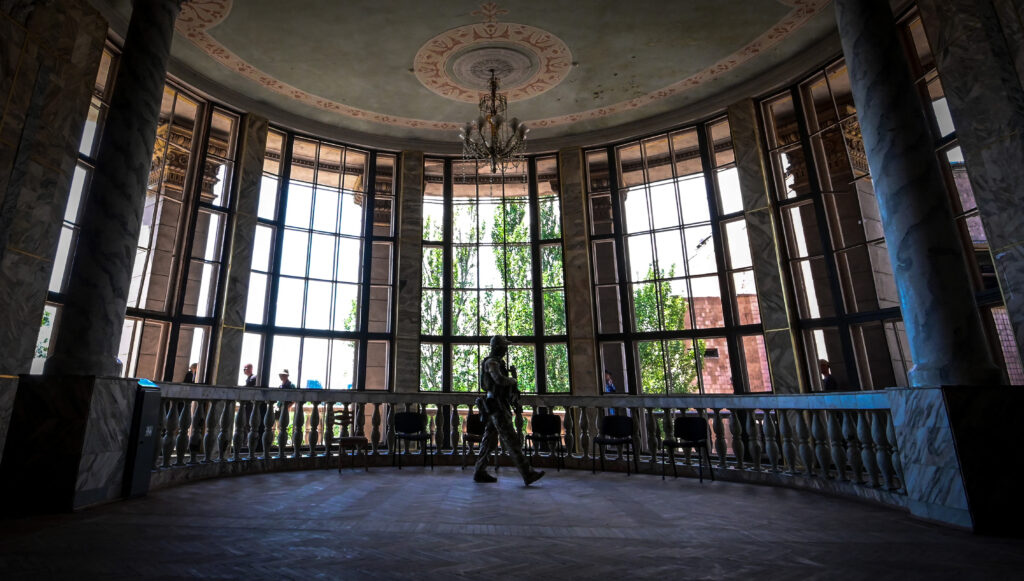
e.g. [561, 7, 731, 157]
[183, 362, 198, 383]
[604, 369, 618, 416]
[278, 369, 295, 389]
[243, 363, 258, 387]
[819, 359, 839, 392]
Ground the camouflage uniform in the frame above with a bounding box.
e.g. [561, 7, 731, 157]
[474, 336, 543, 485]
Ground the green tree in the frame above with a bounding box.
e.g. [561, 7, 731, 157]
[633, 267, 703, 393]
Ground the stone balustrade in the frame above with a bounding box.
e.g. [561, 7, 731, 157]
[149, 384, 907, 509]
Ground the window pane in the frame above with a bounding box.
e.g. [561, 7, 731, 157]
[312, 187, 339, 232]
[245, 272, 267, 325]
[698, 337, 731, 394]
[716, 167, 742, 215]
[545, 344, 570, 393]
[270, 335, 301, 386]
[724, 219, 751, 269]
[421, 289, 443, 335]
[239, 332, 263, 386]
[365, 341, 389, 390]
[506, 290, 533, 336]
[678, 174, 711, 224]
[336, 238, 361, 282]
[541, 245, 564, 288]
[330, 339, 357, 390]
[252, 225, 274, 272]
[666, 338, 699, 393]
[285, 182, 313, 228]
[741, 335, 772, 393]
[279, 229, 309, 277]
[791, 257, 834, 319]
[539, 198, 561, 239]
[420, 343, 443, 391]
[259, 175, 278, 220]
[305, 280, 332, 330]
[301, 337, 329, 389]
[543, 290, 566, 335]
[332, 282, 359, 331]
[275, 277, 304, 327]
[452, 290, 478, 336]
[691, 275, 724, 328]
[339, 192, 363, 237]
[507, 344, 535, 393]
[684, 225, 716, 275]
[181, 260, 219, 317]
[308, 233, 336, 280]
[637, 340, 665, 394]
[733, 270, 760, 325]
[453, 246, 478, 288]
[452, 344, 481, 392]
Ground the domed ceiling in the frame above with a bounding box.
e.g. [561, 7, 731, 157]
[92, 0, 840, 151]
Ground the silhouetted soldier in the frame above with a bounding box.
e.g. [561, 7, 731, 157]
[473, 335, 544, 486]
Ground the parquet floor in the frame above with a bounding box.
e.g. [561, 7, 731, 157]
[2, 467, 1022, 580]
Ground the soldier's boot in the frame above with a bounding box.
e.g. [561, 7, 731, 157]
[524, 470, 545, 486]
[473, 471, 497, 483]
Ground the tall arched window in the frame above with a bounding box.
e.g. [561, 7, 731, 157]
[420, 157, 569, 393]
[587, 119, 772, 394]
[243, 130, 396, 390]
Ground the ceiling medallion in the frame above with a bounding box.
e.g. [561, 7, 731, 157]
[412, 6, 572, 103]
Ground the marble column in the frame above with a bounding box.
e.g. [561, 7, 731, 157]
[558, 148, 599, 396]
[45, 0, 183, 377]
[211, 114, 268, 386]
[393, 152, 424, 393]
[834, 0, 1002, 386]
[917, 0, 1024, 370]
[0, 0, 106, 375]
[727, 100, 806, 393]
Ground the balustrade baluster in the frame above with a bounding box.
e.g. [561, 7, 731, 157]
[764, 410, 780, 472]
[827, 411, 847, 481]
[810, 411, 829, 478]
[309, 402, 320, 458]
[885, 413, 903, 490]
[262, 402, 274, 457]
[277, 401, 290, 459]
[872, 411, 895, 490]
[646, 407, 659, 469]
[437, 406, 449, 453]
[450, 406, 460, 456]
[843, 411, 863, 484]
[564, 407, 575, 456]
[188, 401, 203, 464]
[162, 400, 177, 468]
[233, 401, 246, 461]
[219, 400, 232, 462]
[730, 410, 745, 470]
[386, 404, 395, 456]
[779, 411, 796, 474]
[712, 409, 727, 468]
[324, 402, 336, 459]
[292, 399, 305, 458]
[175, 401, 191, 466]
[746, 411, 762, 472]
[795, 411, 813, 477]
[203, 401, 216, 463]
[858, 412, 880, 487]
[248, 401, 260, 459]
[371, 403, 382, 455]
[579, 407, 591, 459]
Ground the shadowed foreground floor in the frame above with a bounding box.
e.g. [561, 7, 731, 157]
[2, 467, 1023, 579]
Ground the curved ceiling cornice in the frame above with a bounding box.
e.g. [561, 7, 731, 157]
[172, 0, 832, 138]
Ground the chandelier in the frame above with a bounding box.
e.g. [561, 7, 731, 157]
[460, 69, 528, 174]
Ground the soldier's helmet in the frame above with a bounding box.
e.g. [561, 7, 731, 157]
[489, 335, 509, 350]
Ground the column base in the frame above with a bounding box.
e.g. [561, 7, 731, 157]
[0, 375, 137, 514]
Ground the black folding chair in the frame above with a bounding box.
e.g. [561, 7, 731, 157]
[392, 412, 433, 470]
[526, 413, 565, 471]
[592, 415, 638, 475]
[662, 415, 714, 483]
